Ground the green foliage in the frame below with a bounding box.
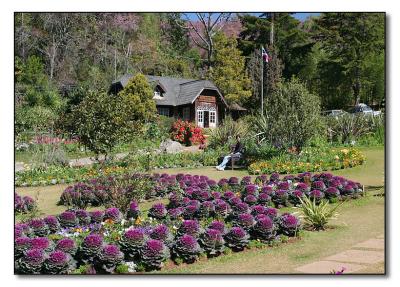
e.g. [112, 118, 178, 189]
[326, 114, 373, 144]
[118, 73, 157, 128]
[208, 116, 250, 149]
[298, 197, 344, 230]
[15, 106, 58, 134]
[68, 90, 129, 159]
[255, 77, 324, 150]
[208, 33, 252, 106]
[16, 55, 64, 110]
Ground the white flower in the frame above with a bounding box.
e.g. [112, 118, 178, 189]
[121, 219, 126, 225]
[125, 261, 137, 273]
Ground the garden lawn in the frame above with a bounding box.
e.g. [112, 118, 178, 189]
[15, 147, 385, 273]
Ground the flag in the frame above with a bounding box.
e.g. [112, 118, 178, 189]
[262, 47, 270, 63]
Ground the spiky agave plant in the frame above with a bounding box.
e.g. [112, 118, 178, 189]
[298, 197, 344, 230]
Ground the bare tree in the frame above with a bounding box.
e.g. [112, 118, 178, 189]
[179, 13, 232, 67]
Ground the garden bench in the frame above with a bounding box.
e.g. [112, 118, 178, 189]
[218, 145, 246, 170]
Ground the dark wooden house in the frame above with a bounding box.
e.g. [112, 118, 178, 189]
[110, 75, 229, 128]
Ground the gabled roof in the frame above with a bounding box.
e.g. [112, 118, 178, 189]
[111, 74, 227, 107]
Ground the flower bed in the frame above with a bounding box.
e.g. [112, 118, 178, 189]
[15, 150, 220, 187]
[248, 147, 365, 175]
[170, 119, 205, 146]
[59, 172, 364, 210]
[15, 172, 364, 274]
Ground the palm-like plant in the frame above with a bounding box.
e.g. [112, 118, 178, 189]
[298, 197, 344, 230]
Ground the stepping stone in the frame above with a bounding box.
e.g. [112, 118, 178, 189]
[324, 249, 384, 264]
[295, 260, 365, 274]
[354, 238, 384, 250]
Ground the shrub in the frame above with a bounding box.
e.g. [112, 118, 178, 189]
[253, 78, 324, 150]
[171, 234, 202, 263]
[208, 116, 250, 149]
[96, 244, 124, 273]
[141, 239, 170, 270]
[170, 119, 205, 146]
[277, 213, 301, 237]
[199, 228, 225, 256]
[298, 197, 343, 230]
[224, 226, 250, 251]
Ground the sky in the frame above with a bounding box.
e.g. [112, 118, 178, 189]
[184, 12, 321, 22]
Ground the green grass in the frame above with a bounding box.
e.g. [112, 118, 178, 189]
[15, 147, 385, 274]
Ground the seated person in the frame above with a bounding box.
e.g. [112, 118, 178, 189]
[216, 135, 243, 171]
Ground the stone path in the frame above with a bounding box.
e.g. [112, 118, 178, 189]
[295, 235, 385, 274]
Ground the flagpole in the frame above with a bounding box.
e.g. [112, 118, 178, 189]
[261, 47, 264, 116]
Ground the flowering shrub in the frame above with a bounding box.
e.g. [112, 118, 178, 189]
[171, 234, 202, 263]
[170, 119, 205, 146]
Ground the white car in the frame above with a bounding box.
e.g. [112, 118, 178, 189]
[352, 103, 382, 116]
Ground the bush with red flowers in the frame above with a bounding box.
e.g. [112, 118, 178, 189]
[170, 119, 205, 146]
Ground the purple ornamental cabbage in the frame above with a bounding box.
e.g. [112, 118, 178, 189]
[277, 213, 301, 237]
[127, 200, 140, 219]
[251, 205, 266, 216]
[30, 237, 53, 252]
[148, 203, 168, 220]
[213, 199, 230, 218]
[182, 204, 199, 219]
[177, 220, 201, 237]
[289, 190, 305, 205]
[96, 244, 124, 273]
[270, 172, 280, 182]
[29, 218, 49, 237]
[229, 196, 242, 207]
[208, 220, 226, 234]
[251, 217, 277, 242]
[258, 192, 272, 204]
[244, 184, 258, 196]
[228, 177, 239, 186]
[90, 210, 105, 223]
[150, 224, 173, 246]
[241, 176, 252, 185]
[15, 237, 31, 259]
[141, 239, 170, 270]
[231, 202, 250, 216]
[295, 182, 309, 193]
[171, 234, 202, 263]
[198, 201, 215, 218]
[308, 189, 325, 203]
[272, 189, 289, 207]
[255, 174, 268, 184]
[76, 209, 91, 225]
[223, 191, 235, 201]
[17, 248, 45, 274]
[264, 207, 278, 220]
[23, 196, 36, 211]
[119, 228, 147, 260]
[278, 181, 290, 190]
[244, 194, 258, 205]
[199, 228, 225, 256]
[211, 191, 221, 200]
[104, 207, 123, 223]
[224, 226, 250, 251]
[58, 211, 78, 228]
[236, 213, 256, 231]
[167, 207, 184, 220]
[56, 238, 77, 255]
[44, 215, 60, 233]
[43, 250, 73, 274]
[218, 178, 229, 187]
[261, 185, 274, 195]
[77, 233, 103, 264]
[325, 187, 340, 199]
[312, 180, 326, 191]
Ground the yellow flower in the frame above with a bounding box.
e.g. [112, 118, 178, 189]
[134, 217, 142, 225]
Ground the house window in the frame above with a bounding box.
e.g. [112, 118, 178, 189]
[197, 110, 204, 127]
[183, 107, 190, 121]
[209, 111, 216, 123]
[157, 107, 170, 117]
[154, 91, 161, 97]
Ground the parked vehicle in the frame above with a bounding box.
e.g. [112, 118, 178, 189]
[322, 109, 347, 119]
[350, 103, 381, 116]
